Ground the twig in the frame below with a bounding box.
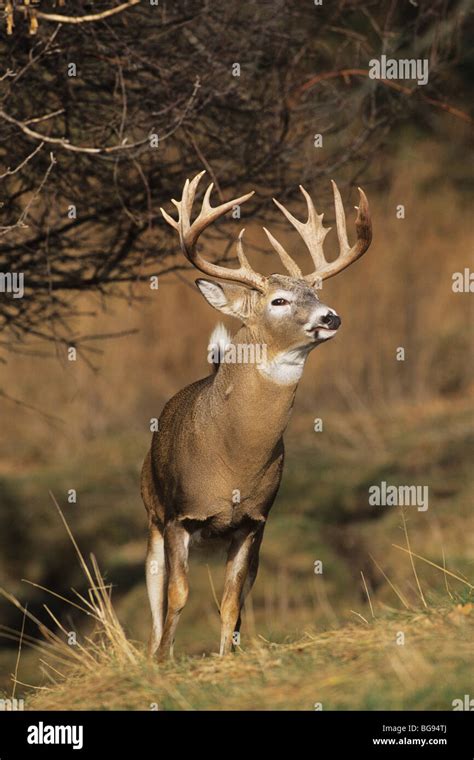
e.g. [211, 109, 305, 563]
[400, 509, 427, 608]
[0, 388, 63, 426]
[361, 571, 375, 618]
[441, 546, 454, 601]
[0, 151, 56, 234]
[350, 610, 370, 625]
[392, 545, 474, 590]
[25, 110, 65, 126]
[293, 68, 473, 124]
[369, 554, 410, 609]
[11, 603, 27, 701]
[36, 1, 141, 25]
[0, 108, 149, 155]
[0, 142, 44, 179]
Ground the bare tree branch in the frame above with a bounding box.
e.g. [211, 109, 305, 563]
[0, 0, 469, 359]
[36, 1, 141, 26]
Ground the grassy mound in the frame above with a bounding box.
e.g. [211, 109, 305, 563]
[25, 604, 473, 711]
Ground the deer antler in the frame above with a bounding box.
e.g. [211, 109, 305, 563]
[263, 181, 372, 286]
[161, 171, 267, 292]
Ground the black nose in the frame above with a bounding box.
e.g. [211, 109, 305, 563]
[321, 312, 341, 329]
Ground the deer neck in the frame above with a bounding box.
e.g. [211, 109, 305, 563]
[206, 325, 309, 463]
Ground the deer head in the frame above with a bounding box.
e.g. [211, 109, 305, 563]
[161, 171, 372, 363]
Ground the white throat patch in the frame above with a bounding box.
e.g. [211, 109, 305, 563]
[257, 347, 310, 386]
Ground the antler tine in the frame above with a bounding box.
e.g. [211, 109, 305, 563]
[236, 228, 251, 269]
[302, 180, 372, 284]
[160, 205, 179, 231]
[161, 172, 267, 292]
[331, 180, 351, 257]
[264, 182, 372, 286]
[263, 185, 330, 281]
[181, 172, 206, 232]
[275, 186, 330, 270]
[262, 227, 302, 278]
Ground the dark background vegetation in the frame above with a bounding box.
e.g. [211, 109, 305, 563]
[0, 0, 472, 708]
[1, 0, 472, 355]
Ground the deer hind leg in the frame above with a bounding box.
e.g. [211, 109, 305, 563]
[219, 525, 263, 656]
[146, 523, 167, 658]
[157, 521, 190, 662]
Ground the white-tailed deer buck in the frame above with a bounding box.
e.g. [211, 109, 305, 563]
[141, 171, 372, 660]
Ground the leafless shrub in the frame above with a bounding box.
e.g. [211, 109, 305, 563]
[0, 0, 469, 357]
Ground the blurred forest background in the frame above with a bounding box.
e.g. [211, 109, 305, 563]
[0, 1, 472, 708]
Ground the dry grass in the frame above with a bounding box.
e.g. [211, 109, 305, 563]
[0, 495, 472, 711]
[21, 604, 474, 711]
[0, 495, 139, 696]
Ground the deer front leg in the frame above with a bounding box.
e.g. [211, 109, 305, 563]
[146, 523, 167, 658]
[234, 525, 264, 638]
[219, 525, 263, 656]
[157, 521, 190, 662]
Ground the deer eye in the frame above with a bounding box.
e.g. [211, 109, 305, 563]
[271, 298, 289, 306]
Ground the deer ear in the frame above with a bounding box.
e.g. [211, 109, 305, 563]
[195, 279, 256, 320]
